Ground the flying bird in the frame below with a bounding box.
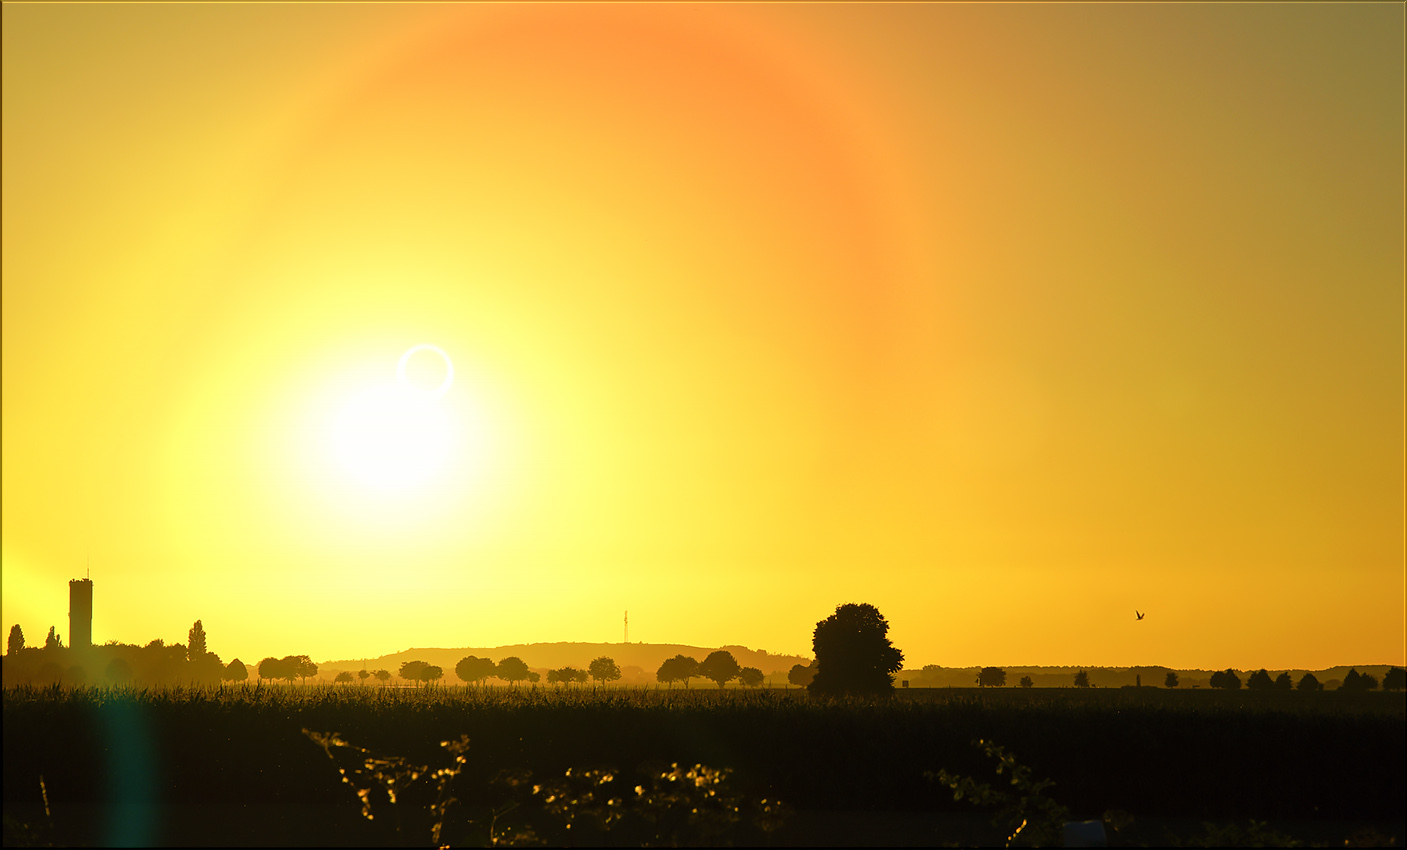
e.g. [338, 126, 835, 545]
[1135, 610, 1145, 621]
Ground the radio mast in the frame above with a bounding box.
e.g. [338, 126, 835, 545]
[624, 610, 629, 644]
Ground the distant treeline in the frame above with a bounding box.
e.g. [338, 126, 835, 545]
[901, 664, 1406, 691]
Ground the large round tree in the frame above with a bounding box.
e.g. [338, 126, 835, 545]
[808, 603, 903, 696]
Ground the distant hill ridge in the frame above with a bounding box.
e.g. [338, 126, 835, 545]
[321, 642, 811, 680]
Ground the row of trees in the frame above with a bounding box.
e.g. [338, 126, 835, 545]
[958, 666, 1406, 690]
[1206, 667, 1401, 691]
[655, 651, 764, 688]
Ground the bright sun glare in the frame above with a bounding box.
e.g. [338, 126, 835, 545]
[330, 345, 456, 491]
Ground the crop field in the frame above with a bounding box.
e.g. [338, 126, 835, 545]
[3, 684, 1403, 847]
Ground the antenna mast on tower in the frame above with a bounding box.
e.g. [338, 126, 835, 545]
[624, 610, 629, 644]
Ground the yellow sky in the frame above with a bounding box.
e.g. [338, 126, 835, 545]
[3, 3, 1402, 670]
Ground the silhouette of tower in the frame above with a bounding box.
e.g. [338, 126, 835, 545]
[624, 610, 629, 644]
[69, 577, 93, 649]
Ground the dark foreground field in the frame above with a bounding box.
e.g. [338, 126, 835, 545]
[4, 684, 1403, 847]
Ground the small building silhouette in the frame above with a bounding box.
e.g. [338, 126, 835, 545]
[69, 578, 93, 649]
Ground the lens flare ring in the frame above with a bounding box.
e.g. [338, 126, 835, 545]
[397, 343, 455, 399]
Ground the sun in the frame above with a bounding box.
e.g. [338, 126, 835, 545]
[329, 345, 456, 492]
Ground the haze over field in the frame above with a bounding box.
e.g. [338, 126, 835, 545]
[3, 3, 1403, 671]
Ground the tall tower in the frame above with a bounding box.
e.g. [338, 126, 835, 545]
[624, 610, 629, 644]
[69, 578, 93, 649]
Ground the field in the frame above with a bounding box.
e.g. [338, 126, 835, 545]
[4, 684, 1403, 847]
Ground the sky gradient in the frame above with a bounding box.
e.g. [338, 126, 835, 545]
[3, 3, 1403, 671]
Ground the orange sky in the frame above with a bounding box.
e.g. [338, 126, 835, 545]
[3, 3, 1402, 671]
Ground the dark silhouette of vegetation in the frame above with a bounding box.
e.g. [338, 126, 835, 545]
[739, 666, 764, 687]
[656, 654, 700, 688]
[787, 662, 816, 688]
[497, 656, 531, 685]
[699, 650, 741, 688]
[1385, 667, 1406, 691]
[187, 620, 207, 660]
[1273, 672, 1293, 690]
[977, 667, 1006, 688]
[1210, 669, 1242, 690]
[1246, 668, 1274, 690]
[303, 728, 790, 847]
[8, 624, 23, 655]
[548, 666, 588, 685]
[1165, 671, 1179, 688]
[373, 669, 391, 686]
[588, 656, 622, 685]
[454, 655, 496, 685]
[397, 661, 444, 686]
[222, 658, 248, 682]
[400, 660, 429, 685]
[1297, 672, 1322, 691]
[3, 684, 1403, 847]
[292, 654, 317, 683]
[1074, 670, 1090, 688]
[808, 603, 903, 696]
[358, 669, 370, 684]
[1341, 669, 1379, 691]
[335, 671, 354, 683]
[1018, 675, 1034, 689]
[44, 626, 61, 650]
[258, 654, 318, 684]
[929, 739, 1072, 847]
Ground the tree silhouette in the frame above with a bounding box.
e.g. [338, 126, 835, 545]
[335, 671, 354, 684]
[588, 656, 622, 685]
[1209, 669, 1242, 690]
[654, 658, 680, 687]
[422, 665, 444, 686]
[978, 667, 1007, 688]
[1296, 672, 1322, 691]
[698, 650, 741, 688]
[1384, 667, 1406, 691]
[496, 656, 531, 685]
[357, 669, 370, 684]
[1018, 676, 1034, 689]
[1165, 671, 1179, 688]
[739, 666, 764, 688]
[1340, 669, 1378, 691]
[550, 666, 587, 685]
[1273, 672, 1293, 690]
[8, 624, 24, 655]
[1073, 670, 1090, 688]
[44, 626, 61, 650]
[258, 656, 285, 682]
[1246, 669, 1274, 690]
[223, 658, 249, 682]
[656, 654, 700, 688]
[400, 660, 429, 686]
[290, 655, 317, 684]
[808, 603, 904, 696]
[455, 655, 497, 685]
[187, 620, 207, 661]
[787, 662, 816, 688]
[373, 669, 391, 686]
